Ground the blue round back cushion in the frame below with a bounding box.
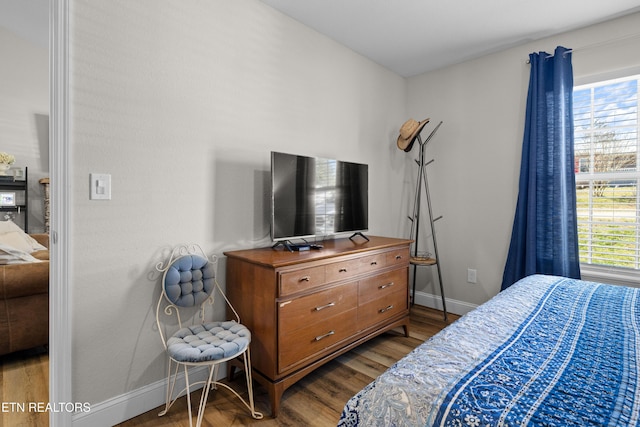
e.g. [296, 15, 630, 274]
[164, 255, 215, 307]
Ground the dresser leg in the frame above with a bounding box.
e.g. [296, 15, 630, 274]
[268, 382, 285, 417]
[247, 368, 285, 417]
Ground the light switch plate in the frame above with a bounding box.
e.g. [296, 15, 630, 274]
[90, 173, 111, 200]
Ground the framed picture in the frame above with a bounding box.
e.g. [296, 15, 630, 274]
[0, 192, 15, 206]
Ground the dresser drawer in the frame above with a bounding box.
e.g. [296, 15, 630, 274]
[386, 247, 410, 268]
[357, 288, 408, 330]
[325, 253, 386, 282]
[279, 265, 326, 296]
[279, 308, 357, 373]
[358, 268, 407, 305]
[278, 282, 357, 336]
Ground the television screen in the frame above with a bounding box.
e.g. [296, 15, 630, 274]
[271, 151, 368, 241]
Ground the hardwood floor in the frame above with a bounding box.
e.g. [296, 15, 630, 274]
[0, 346, 49, 427]
[0, 306, 458, 427]
[118, 306, 458, 427]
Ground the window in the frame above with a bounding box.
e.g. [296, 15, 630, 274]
[574, 75, 640, 269]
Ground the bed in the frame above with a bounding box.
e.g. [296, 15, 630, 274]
[338, 274, 640, 426]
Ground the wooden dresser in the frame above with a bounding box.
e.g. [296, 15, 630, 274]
[224, 236, 412, 416]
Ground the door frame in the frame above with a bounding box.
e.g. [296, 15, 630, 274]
[49, 1, 72, 426]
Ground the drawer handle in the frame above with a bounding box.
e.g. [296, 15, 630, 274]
[315, 330, 335, 341]
[370, 261, 378, 266]
[395, 255, 403, 260]
[315, 302, 336, 311]
[379, 305, 394, 313]
[299, 276, 311, 282]
[339, 268, 348, 273]
[379, 282, 395, 290]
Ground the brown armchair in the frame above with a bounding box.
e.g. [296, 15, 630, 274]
[0, 234, 49, 356]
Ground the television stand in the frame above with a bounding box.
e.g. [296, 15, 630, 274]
[349, 231, 369, 242]
[225, 236, 411, 417]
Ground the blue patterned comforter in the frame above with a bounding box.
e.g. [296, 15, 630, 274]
[338, 274, 640, 426]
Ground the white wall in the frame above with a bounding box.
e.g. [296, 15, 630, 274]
[0, 26, 48, 232]
[68, 0, 406, 410]
[406, 12, 640, 307]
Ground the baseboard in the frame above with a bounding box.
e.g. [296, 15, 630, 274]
[413, 290, 477, 316]
[72, 366, 211, 427]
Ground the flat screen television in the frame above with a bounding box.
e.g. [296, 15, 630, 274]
[271, 151, 368, 244]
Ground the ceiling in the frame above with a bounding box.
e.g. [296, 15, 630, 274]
[2, 1, 640, 77]
[260, 0, 640, 77]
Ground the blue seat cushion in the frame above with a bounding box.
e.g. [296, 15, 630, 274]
[166, 320, 250, 363]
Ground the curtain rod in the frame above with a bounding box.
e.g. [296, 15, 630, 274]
[525, 32, 640, 64]
[527, 49, 573, 64]
[525, 49, 572, 64]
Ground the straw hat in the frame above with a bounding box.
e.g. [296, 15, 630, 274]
[397, 118, 429, 152]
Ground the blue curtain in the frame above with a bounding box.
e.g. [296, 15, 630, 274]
[501, 46, 581, 290]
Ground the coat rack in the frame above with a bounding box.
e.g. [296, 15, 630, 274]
[407, 121, 447, 321]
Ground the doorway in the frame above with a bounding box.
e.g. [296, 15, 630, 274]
[0, 0, 60, 425]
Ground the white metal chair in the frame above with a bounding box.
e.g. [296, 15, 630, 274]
[155, 244, 263, 427]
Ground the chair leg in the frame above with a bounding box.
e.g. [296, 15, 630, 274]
[211, 364, 220, 391]
[243, 348, 262, 419]
[194, 350, 264, 420]
[158, 359, 179, 417]
[184, 365, 194, 427]
[195, 365, 216, 427]
[162, 363, 215, 427]
[161, 353, 263, 423]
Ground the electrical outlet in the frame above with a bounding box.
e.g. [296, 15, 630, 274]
[467, 268, 477, 284]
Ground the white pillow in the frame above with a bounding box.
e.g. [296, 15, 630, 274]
[0, 220, 47, 253]
[0, 243, 42, 265]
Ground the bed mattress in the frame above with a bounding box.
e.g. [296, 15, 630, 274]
[338, 274, 640, 426]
